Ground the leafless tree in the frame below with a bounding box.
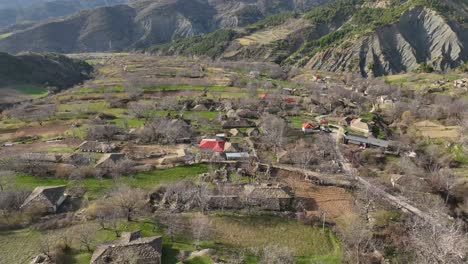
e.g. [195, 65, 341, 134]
[124, 76, 144, 100]
[87, 124, 122, 142]
[138, 117, 192, 144]
[78, 225, 97, 252]
[8, 103, 56, 126]
[257, 245, 295, 264]
[337, 213, 372, 263]
[259, 114, 287, 154]
[109, 185, 147, 222]
[190, 212, 212, 249]
[429, 168, 458, 204]
[408, 217, 468, 264]
[128, 101, 156, 122]
[0, 190, 28, 224]
[0, 170, 15, 191]
[157, 211, 186, 242]
[161, 180, 211, 212]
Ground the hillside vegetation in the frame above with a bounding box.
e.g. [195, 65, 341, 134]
[152, 0, 468, 76]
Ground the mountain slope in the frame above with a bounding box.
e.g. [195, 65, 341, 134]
[0, 0, 128, 30]
[0, 0, 331, 53]
[0, 52, 92, 89]
[152, 0, 468, 76]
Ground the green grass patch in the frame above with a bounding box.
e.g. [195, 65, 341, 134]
[0, 32, 12, 39]
[211, 214, 342, 262]
[143, 85, 226, 91]
[13, 85, 48, 97]
[14, 164, 209, 199]
[186, 255, 214, 264]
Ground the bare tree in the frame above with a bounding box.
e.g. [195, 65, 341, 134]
[429, 168, 458, 204]
[8, 103, 56, 126]
[259, 114, 287, 154]
[128, 101, 156, 123]
[337, 213, 372, 263]
[78, 225, 97, 252]
[257, 245, 295, 264]
[124, 76, 144, 100]
[408, 217, 468, 264]
[87, 124, 122, 142]
[157, 211, 186, 242]
[0, 170, 15, 191]
[138, 117, 193, 144]
[109, 186, 147, 222]
[190, 212, 212, 249]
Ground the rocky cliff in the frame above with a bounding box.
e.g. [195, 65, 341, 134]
[305, 7, 468, 76]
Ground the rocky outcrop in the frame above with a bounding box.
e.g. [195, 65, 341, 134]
[305, 7, 467, 76]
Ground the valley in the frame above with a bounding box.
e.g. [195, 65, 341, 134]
[0, 1, 467, 264]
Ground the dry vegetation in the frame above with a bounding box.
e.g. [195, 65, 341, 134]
[0, 53, 467, 264]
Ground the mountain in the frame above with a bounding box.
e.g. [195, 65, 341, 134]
[0, 52, 92, 89]
[0, 0, 129, 30]
[152, 0, 468, 76]
[0, 0, 466, 77]
[0, 0, 331, 53]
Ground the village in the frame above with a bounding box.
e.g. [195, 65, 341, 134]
[0, 54, 466, 264]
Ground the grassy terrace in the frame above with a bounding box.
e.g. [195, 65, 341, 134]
[14, 164, 209, 199]
[0, 32, 12, 39]
[0, 213, 341, 264]
[14, 85, 49, 97]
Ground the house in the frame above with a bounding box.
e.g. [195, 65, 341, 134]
[78, 141, 117, 153]
[243, 184, 293, 211]
[302, 123, 319, 134]
[223, 142, 240, 153]
[216, 133, 227, 139]
[208, 195, 243, 209]
[199, 139, 226, 152]
[95, 153, 126, 168]
[30, 254, 53, 264]
[63, 153, 92, 166]
[246, 127, 260, 137]
[340, 117, 354, 126]
[249, 70, 260, 78]
[225, 152, 250, 160]
[283, 97, 296, 103]
[312, 74, 322, 81]
[349, 118, 370, 135]
[229, 128, 244, 137]
[343, 134, 390, 149]
[91, 231, 162, 264]
[20, 186, 67, 213]
[221, 119, 255, 129]
[20, 153, 63, 163]
[319, 119, 329, 126]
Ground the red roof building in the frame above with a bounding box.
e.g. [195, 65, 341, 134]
[320, 119, 329, 125]
[283, 97, 296, 103]
[302, 123, 314, 129]
[199, 139, 226, 152]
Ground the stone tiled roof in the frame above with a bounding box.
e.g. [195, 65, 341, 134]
[244, 185, 292, 199]
[21, 186, 66, 209]
[79, 141, 116, 153]
[91, 231, 162, 264]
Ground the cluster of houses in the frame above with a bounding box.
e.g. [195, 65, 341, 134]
[453, 78, 468, 90]
[24, 185, 162, 264]
[198, 128, 257, 160]
[302, 119, 331, 134]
